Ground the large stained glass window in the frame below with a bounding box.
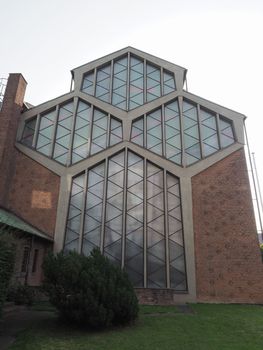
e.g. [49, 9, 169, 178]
[64, 149, 187, 291]
[131, 98, 235, 167]
[21, 99, 123, 166]
[82, 53, 176, 111]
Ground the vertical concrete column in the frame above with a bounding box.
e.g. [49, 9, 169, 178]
[0, 74, 27, 206]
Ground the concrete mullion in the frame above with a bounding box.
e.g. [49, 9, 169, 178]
[93, 68, 97, 97]
[109, 60, 114, 103]
[163, 169, 170, 288]
[143, 113, 147, 149]
[178, 177, 189, 292]
[143, 158, 147, 288]
[197, 104, 204, 159]
[100, 158, 108, 253]
[55, 175, 72, 252]
[32, 114, 40, 148]
[143, 59, 147, 104]
[121, 148, 128, 269]
[161, 104, 166, 158]
[78, 170, 88, 254]
[126, 52, 130, 111]
[67, 97, 78, 166]
[50, 104, 60, 158]
[160, 67, 164, 96]
[178, 96, 185, 167]
[106, 113, 111, 148]
[88, 105, 94, 157]
[216, 113, 222, 149]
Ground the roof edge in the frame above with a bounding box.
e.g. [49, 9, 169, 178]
[71, 46, 187, 77]
[0, 207, 54, 242]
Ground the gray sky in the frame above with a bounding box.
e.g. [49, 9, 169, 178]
[1, 0, 263, 225]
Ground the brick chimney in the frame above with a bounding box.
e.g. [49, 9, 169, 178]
[0, 74, 27, 206]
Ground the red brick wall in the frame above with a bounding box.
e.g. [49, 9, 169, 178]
[13, 234, 52, 286]
[135, 288, 182, 305]
[0, 74, 60, 236]
[192, 149, 263, 303]
[0, 74, 27, 205]
[7, 152, 60, 236]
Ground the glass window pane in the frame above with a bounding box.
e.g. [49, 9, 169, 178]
[36, 110, 56, 156]
[82, 72, 94, 95]
[21, 118, 36, 147]
[163, 70, 176, 94]
[219, 117, 235, 148]
[112, 56, 127, 110]
[182, 100, 201, 165]
[64, 149, 187, 291]
[95, 64, 111, 103]
[64, 174, 85, 252]
[146, 63, 161, 102]
[53, 101, 73, 165]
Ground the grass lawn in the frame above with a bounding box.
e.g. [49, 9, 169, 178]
[10, 304, 263, 350]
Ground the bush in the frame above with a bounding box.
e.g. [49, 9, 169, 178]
[42, 248, 139, 328]
[0, 229, 16, 315]
[260, 243, 263, 260]
[7, 283, 35, 306]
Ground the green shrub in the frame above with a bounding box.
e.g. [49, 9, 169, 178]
[43, 248, 139, 328]
[260, 243, 263, 260]
[0, 229, 16, 315]
[7, 283, 35, 306]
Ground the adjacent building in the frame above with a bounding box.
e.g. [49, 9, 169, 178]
[1, 47, 262, 303]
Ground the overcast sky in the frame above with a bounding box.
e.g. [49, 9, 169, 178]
[1, 0, 263, 229]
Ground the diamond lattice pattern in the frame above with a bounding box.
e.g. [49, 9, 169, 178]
[21, 100, 123, 166]
[130, 98, 235, 166]
[81, 53, 176, 111]
[64, 150, 187, 290]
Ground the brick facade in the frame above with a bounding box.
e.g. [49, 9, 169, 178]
[13, 233, 52, 286]
[0, 74, 60, 236]
[7, 152, 60, 236]
[192, 149, 263, 303]
[0, 74, 27, 206]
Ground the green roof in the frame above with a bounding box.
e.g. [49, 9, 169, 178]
[0, 208, 53, 242]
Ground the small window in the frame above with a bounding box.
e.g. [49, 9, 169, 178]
[32, 249, 39, 273]
[21, 246, 30, 273]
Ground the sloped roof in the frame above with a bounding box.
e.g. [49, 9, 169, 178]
[0, 208, 53, 242]
[71, 46, 187, 81]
